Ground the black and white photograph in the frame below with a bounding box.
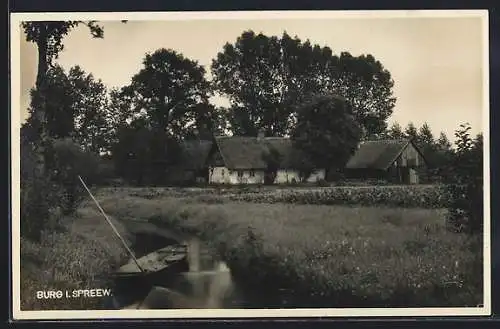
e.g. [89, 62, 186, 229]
[11, 10, 490, 320]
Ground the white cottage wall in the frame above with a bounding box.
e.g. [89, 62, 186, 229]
[275, 169, 300, 184]
[209, 167, 265, 184]
[209, 167, 325, 185]
[306, 169, 326, 183]
[209, 167, 229, 184]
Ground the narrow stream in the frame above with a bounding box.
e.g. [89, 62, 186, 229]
[102, 226, 258, 309]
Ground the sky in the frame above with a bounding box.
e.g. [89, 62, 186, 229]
[18, 12, 487, 141]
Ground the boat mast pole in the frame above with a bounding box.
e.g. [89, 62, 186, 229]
[78, 175, 145, 273]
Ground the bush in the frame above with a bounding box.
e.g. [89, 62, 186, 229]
[20, 138, 64, 241]
[20, 136, 103, 240]
[315, 179, 330, 187]
[95, 158, 117, 185]
[445, 125, 483, 234]
[50, 138, 102, 214]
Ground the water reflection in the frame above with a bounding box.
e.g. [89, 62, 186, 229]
[107, 233, 245, 309]
[134, 261, 238, 309]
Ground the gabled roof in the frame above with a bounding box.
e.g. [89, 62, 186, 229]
[177, 137, 420, 172]
[212, 136, 299, 170]
[345, 139, 413, 170]
[178, 139, 213, 170]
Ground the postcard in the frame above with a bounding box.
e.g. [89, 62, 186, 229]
[10, 9, 491, 320]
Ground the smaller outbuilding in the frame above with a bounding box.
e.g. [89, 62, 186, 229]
[344, 139, 427, 184]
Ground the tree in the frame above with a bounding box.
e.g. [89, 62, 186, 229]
[122, 48, 214, 140]
[321, 52, 396, 138]
[23, 65, 112, 155]
[184, 103, 228, 139]
[68, 66, 110, 154]
[209, 106, 229, 137]
[291, 94, 362, 179]
[212, 31, 315, 136]
[111, 119, 148, 185]
[288, 147, 316, 182]
[424, 131, 453, 181]
[111, 118, 182, 185]
[22, 21, 105, 172]
[22, 21, 104, 88]
[446, 124, 483, 234]
[261, 146, 283, 185]
[386, 122, 405, 139]
[416, 122, 436, 166]
[417, 123, 434, 146]
[212, 31, 396, 137]
[20, 21, 124, 241]
[437, 131, 452, 151]
[24, 65, 75, 141]
[104, 87, 136, 149]
[404, 122, 419, 141]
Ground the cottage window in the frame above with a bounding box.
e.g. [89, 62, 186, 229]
[221, 169, 225, 176]
[249, 170, 255, 177]
[238, 170, 244, 178]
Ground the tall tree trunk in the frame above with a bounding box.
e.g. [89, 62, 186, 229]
[36, 34, 48, 90]
[34, 25, 49, 176]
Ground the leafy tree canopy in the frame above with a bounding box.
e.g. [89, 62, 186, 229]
[120, 48, 215, 139]
[385, 122, 405, 139]
[437, 131, 452, 151]
[111, 118, 182, 185]
[22, 21, 103, 59]
[23, 65, 111, 154]
[212, 30, 396, 137]
[292, 94, 362, 175]
[417, 122, 434, 146]
[22, 20, 110, 176]
[446, 123, 483, 234]
[404, 122, 419, 141]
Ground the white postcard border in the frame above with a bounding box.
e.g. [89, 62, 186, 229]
[10, 9, 491, 320]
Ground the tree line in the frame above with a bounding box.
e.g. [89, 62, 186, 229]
[21, 44, 461, 184]
[20, 27, 403, 182]
[20, 21, 484, 241]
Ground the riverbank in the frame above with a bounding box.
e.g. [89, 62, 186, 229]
[20, 203, 131, 310]
[19, 185, 483, 310]
[100, 192, 483, 308]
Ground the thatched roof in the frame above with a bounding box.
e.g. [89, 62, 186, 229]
[175, 137, 418, 172]
[213, 136, 299, 170]
[345, 139, 412, 170]
[178, 140, 213, 170]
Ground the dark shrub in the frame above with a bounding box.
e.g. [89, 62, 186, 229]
[95, 158, 117, 185]
[445, 124, 483, 235]
[316, 179, 330, 187]
[50, 138, 102, 214]
[20, 136, 63, 241]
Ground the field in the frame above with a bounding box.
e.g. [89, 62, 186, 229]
[20, 184, 483, 309]
[115, 184, 449, 208]
[101, 185, 483, 307]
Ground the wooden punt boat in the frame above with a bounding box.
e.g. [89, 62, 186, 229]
[111, 244, 189, 302]
[113, 244, 189, 280]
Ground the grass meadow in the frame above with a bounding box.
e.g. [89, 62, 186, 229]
[20, 205, 131, 310]
[20, 185, 484, 309]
